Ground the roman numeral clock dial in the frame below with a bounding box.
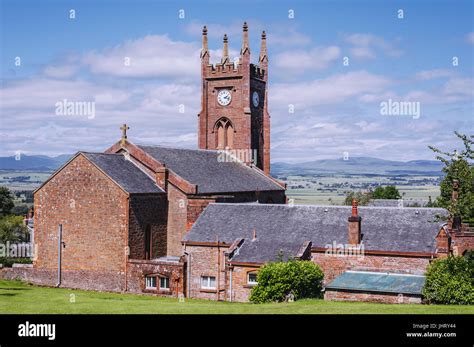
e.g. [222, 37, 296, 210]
[217, 89, 232, 106]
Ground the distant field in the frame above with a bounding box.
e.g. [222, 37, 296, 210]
[0, 171, 441, 207]
[284, 175, 440, 205]
[0, 171, 51, 191]
[0, 280, 471, 314]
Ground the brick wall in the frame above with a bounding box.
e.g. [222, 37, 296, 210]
[228, 265, 260, 302]
[128, 194, 168, 259]
[185, 244, 228, 300]
[34, 155, 129, 277]
[324, 290, 422, 304]
[1, 266, 126, 292]
[167, 184, 189, 256]
[312, 252, 431, 284]
[126, 259, 185, 296]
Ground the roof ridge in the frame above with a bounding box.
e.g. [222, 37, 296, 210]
[206, 202, 447, 211]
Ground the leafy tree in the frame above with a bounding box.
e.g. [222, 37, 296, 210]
[429, 132, 474, 225]
[423, 255, 474, 305]
[249, 260, 324, 303]
[11, 204, 29, 216]
[372, 185, 401, 199]
[0, 186, 14, 217]
[0, 215, 28, 243]
[344, 190, 372, 206]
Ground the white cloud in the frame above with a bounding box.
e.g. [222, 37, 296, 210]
[415, 69, 453, 80]
[82, 35, 200, 80]
[273, 46, 340, 71]
[270, 70, 391, 109]
[466, 32, 474, 44]
[344, 33, 403, 60]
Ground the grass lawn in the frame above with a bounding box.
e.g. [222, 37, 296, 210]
[0, 280, 473, 314]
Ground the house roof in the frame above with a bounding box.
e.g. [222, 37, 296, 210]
[325, 271, 425, 295]
[137, 145, 284, 194]
[82, 152, 164, 194]
[229, 239, 305, 264]
[184, 203, 447, 255]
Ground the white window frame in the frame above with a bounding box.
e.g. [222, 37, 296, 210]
[160, 276, 170, 290]
[201, 276, 216, 290]
[247, 272, 258, 285]
[145, 275, 157, 289]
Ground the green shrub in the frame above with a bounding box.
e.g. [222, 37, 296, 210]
[423, 255, 474, 305]
[0, 257, 32, 267]
[249, 260, 324, 303]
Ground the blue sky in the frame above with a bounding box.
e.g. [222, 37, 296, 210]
[1, 0, 473, 162]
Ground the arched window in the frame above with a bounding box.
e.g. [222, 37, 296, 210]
[215, 118, 234, 149]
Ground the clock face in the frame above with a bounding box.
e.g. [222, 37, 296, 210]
[252, 91, 259, 107]
[217, 89, 232, 106]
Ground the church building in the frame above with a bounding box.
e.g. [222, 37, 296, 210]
[2, 23, 473, 303]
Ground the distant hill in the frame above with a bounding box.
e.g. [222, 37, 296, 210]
[0, 154, 73, 171]
[271, 157, 443, 176]
[0, 154, 443, 176]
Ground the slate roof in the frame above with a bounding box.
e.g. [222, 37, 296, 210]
[325, 271, 425, 295]
[229, 239, 304, 263]
[137, 145, 284, 194]
[184, 203, 448, 258]
[82, 152, 164, 194]
[367, 199, 402, 207]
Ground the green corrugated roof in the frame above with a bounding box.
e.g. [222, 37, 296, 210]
[325, 271, 425, 295]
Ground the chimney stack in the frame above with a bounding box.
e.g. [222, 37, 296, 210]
[348, 198, 362, 245]
[252, 228, 257, 241]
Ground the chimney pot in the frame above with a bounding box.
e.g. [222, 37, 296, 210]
[351, 198, 358, 217]
[348, 200, 361, 245]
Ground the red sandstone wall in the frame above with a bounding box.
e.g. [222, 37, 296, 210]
[185, 245, 228, 300]
[33, 154, 129, 287]
[126, 259, 185, 297]
[167, 184, 189, 256]
[228, 265, 259, 302]
[311, 252, 431, 284]
[128, 194, 168, 259]
[324, 290, 422, 304]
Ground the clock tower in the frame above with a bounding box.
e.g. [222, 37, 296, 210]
[198, 22, 271, 175]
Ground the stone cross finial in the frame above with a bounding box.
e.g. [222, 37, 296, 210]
[120, 124, 129, 145]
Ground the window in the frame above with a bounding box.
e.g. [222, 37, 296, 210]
[145, 225, 152, 260]
[145, 276, 156, 289]
[247, 272, 258, 285]
[201, 276, 216, 289]
[215, 118, 234, 149]
[160, 277, 170, 290]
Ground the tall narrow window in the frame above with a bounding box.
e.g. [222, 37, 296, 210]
[217, 123, 225, 149]
[215, 118, 234, 149]
[226, 123, 234, 148]
[145, 225, 152, 260]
